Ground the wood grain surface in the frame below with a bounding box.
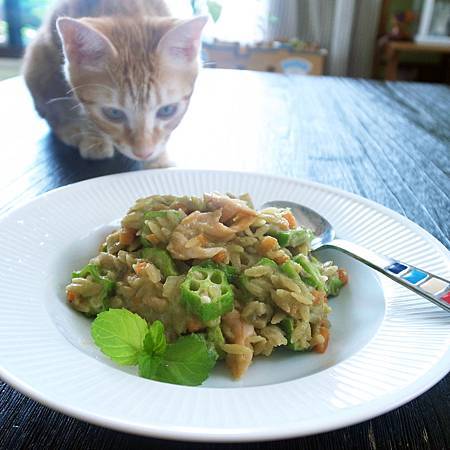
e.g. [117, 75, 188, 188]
[0, 69, 449, 449]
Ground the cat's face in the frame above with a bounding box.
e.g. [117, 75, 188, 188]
[57, 16, 207, 161]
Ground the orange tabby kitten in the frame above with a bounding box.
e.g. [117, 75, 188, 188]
[23, 0, 207, 164]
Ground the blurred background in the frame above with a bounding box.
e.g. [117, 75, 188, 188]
[0, 0, 449, 83]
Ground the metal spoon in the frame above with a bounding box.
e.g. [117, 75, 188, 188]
[262, 200, 450, 312]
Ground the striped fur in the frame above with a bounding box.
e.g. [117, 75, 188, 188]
[23, 0, 206, 163]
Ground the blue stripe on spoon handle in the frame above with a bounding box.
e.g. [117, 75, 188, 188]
[322, 239, 450, 312]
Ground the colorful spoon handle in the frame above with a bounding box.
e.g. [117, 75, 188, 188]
[322, 239, 450, 312]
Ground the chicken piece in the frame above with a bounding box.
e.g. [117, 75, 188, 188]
[167, 210, 235, 260]
[229, 214, 257, 232]
[204, 193, 256, 222]
[222, 310, 256, 379]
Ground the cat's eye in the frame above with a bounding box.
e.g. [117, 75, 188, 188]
[101, 107, 127, 123]
[156, 103, 178, 120]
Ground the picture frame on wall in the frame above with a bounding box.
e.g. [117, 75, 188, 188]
[415, 0, 450, 45]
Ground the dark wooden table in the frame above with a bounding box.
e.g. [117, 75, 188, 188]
[0, 70, 449, 450]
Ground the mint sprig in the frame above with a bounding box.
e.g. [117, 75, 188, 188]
[91, 309, 148, 365]
[138, 353, 162, 379]
[149, 334, 218, 386]
[91, 309, 218, 386]
[143, 320, 167, 356]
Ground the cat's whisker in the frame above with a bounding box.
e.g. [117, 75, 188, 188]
[67, 129, 102, 141]
[66, 84, 115, 95]
[67, 131, 86, 140]
[82, 140, 104, 153]
[69, 103, 84, 112]
[46, 96, 75, 105]
[25, 3, 207, 162]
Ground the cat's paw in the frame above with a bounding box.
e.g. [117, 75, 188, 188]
[79, 136, 115, 160]
[55, 124, 83, 148]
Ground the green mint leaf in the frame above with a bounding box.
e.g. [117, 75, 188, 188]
[91, 309, 148, 365]
[154, 334, 218, 386]
[138, 353, 163, 379]
[143, 320, 167, 356]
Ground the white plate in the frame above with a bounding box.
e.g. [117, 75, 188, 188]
[0, 169, 449, 442]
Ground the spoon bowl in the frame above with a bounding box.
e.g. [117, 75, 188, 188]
[262, 200, 335, 250]
[261, 200, 450, 312]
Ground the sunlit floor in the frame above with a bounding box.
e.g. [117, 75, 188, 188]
[0, 58, 22, 80]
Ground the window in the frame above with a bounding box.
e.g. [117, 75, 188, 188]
[416, 0, 450, 44]
[1, 0, 50, 56]
[199, 0, 270, 44]
[0, 0, 271, 56]
[167, 0, 271, 43]
[0, 1, 7, 47]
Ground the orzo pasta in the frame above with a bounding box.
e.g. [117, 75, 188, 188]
[66, 193, 347, 379]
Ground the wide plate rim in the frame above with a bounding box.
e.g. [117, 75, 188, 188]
[0, 169, 449, 442]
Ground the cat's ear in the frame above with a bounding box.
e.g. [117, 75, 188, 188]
[56, 17, 116, 69]
[157, 16, 208, 66]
